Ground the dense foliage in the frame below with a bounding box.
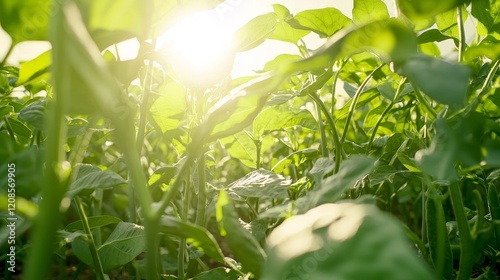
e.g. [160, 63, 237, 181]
[1, 0, 500, 279]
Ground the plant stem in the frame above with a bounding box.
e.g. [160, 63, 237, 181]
[366, 77, 406, 153]
[316, 102, 329, 157]
[464, 60, 499, 115]
[340, 64, 384, 147]
[410, 81, 438, 118]
[449, 181, 474, 280]
[331, 59, 346, 116]
[308, 92, 343, 172]
[0, 42, 14, 66]
[457, 6, 466, 63]
[195, 155, 207, 227]
[178, 166, 190, 279]
[3, 115, 16, 141]
[75, 196, 106, 280]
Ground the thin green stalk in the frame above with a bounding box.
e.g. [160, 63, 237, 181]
[308, 92, 343, 172]
[316, 102, 329, 157]
[195, 156, 207, 227]
[449, 181, 474, 280]
[75, 196, 106, 280]
[178, 167, 190, 279]
[331, 59, 346, 116]
[457, 6, 466, 63]
[410, 81, 438, 118]
[340, 64, 384, 147]
[366, 78, 407, 153]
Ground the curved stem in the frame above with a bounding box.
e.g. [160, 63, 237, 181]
[1, 42, 14, 66]
[449, 181, 474, 280]
[308, 92, 343, 172]
[340, 64, 384, 146]
[366, 78, 406, 153]
[410, 81, 438, 118]
[464, 60, 499, 115]
[331, 59, 346, 116]
[316, 102, 329, 157]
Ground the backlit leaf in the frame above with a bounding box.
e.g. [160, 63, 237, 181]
[228, 169, 291, 199]
[67, 164, 126, 198]
[290, 8, 351, 38]
[353, 0, 390, 25]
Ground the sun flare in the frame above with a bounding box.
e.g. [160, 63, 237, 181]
[157, 11, 236, 87]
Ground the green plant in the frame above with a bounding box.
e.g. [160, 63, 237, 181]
[1, 0, 500, 279]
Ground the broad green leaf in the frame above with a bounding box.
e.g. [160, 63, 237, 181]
[262, 202, 435, 280]
[72, 222, 146, 272]
[263, 54, 302, 72]
[150, 82, 186, 133]
[65, 215, 123, 231]
[290, 8, 351, 38]
[416, 29, 452, 44]
[464, 42, 500, 61]
[281, 19, 417, 74]
[216, 191, 266, 277]
[269, 4, 309, 44]
[308, 157, 335, 183]
[16, 50, 51, 86]
[307, 155, 376, 208]
[272, 148, 319, 174]
[67, 164, 126, 198]
[471, 0, 500, 36]
[368, 165, 401, 185]
[6, 117, 31, 138]
[353, 0, 390, 25]
[50, 1, 132, 118]
[78, 0, 149, 50]
[0, 105, 14, 118]
[233, 13, 277, 52]
[19, 100, 45, 129]
[436, 8, 467, 40]
[419, 42, 441, 57]
[191, 268, 240, 280]
[98, 222, 146, 271]
[398, 0, 468, 19]
[220, 131, 258, 168]
[228, 169, 291, 199]
[0, 0, 51, 43]
[160, 216, 225, 263]
[253, 105, 317, 137]
[400, 54, 471, 105]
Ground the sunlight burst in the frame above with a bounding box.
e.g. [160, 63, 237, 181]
[157, 11, 236, 87]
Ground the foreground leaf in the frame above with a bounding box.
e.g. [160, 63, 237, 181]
[262, 202, 435, 280]
[228, 169, 291, 199]
[67, 164, 126, 198]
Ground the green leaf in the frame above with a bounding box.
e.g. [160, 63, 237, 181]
[290, 8, 351, 38]
[471, 0, 500, 36]
[233, 13, 277, 52]
[353, 0, 390, 25]
[307, 157, 335, 183]
[18, 100, 45, 129]
[253, 105, 317, 137]
[436, 8, 466, 40]
[262, 202, 435, 280]
[272, 148, 319, 174]
[65, 215, 123, 231]
[282, 19, 417, 74]
[98, 222, 146, 271]
[0, 146, 42, 198]
[307, 155, 376, 208]
[464, 42, 500, 61]
[216, 191, 266, 277]
[72, 222, 146, 272]
[160, 216, 225, 263]
[150, 82, 186, 133]
[269, 5, 309, 44]
[16, 50, 51, 86]
[50, 1, 132, 118]
[400, 54, 471, 105]
[67, 164, 126, 198]
[228, 169, 291, 199]
[0, 0, 51, 43]
[416, 29, 452, 44]
[6, 117, 31, 138]
[263, 54, 302, 72]
[220, 131, 258, 168]
[191, 267, 240, 280]
[398, 0, 468, 19]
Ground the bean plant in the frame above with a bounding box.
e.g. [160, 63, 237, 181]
[1, 0, 500, 279]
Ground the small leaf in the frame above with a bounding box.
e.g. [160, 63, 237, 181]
[19, 100, 45, 129]
[228, 169, 291, 199]
[269, 5, 309, 44]
[290, 8, 351, 38]
[233, 13, 277, 52]
[160, 216, 225, 263]
[400, 54, 471, 105]
[98, 222, 146, 271]
[353, 0, 390, 25]
[253, 105, 317, 137]
[16, 51, 51, 86]
[150, 82, 186, 133]
[67, 164, 126, 198]
[217, 191, 266, 277]
[66, 215, 123, 231]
